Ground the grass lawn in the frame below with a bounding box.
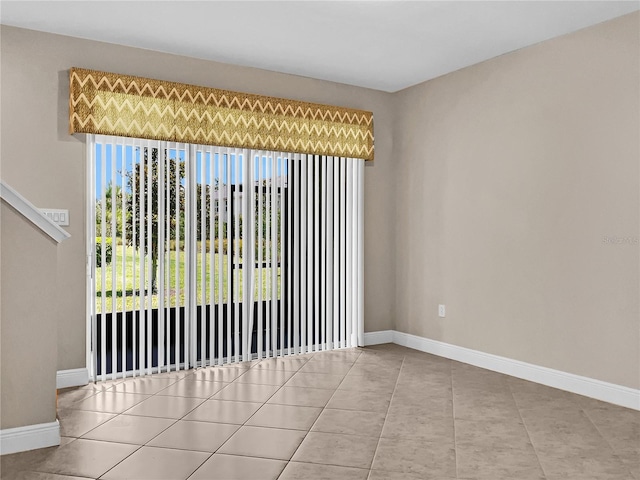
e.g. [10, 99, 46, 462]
[96, 243, 281, 313]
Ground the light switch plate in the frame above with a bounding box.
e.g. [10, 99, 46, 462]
[40, 208, 69, 226]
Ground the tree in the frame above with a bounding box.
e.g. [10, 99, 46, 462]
[196, 181, 225, 241]
[96, 183, 124, 238]
[125, 148, 185, 293]
[255, 180, 282, 262]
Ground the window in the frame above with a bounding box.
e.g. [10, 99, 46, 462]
[88, 135, 364, 381]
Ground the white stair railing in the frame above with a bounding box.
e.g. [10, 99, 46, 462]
[0, 181, 70, 244]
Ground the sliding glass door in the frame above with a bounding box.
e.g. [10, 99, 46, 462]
[87, 134, 363, 382]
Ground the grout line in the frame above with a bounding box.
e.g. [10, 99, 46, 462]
[91, 442, 144, 479]
[51, 348, 390, 478]
[305, 350, 361, 426]
[368, 351, 405, 476]
[169, 363, 264, 480]
[92, 359, 276, 480]
[50, 347, 638, 480]
[580, 402, 635, 477]
[278, 349, 363, 478]
[507, 379, 548, 480]
[184, 353, 323, 479]
[449, 357, 459, 480]
[63, 370, 206, 478]
[193, 353, 317, 466]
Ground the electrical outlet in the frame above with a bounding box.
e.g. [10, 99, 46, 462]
[438, 304, 446, 318]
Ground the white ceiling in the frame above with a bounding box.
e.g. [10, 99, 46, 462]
[1, 1, 638, 92]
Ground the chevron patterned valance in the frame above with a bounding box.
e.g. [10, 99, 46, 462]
[69, 68, 374, 160]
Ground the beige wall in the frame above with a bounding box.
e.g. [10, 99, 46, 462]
[1, 10, 638, 416]
[0, 25, 396, 373]
[394, 12, 640, 389]
[0, 203, 58, 429]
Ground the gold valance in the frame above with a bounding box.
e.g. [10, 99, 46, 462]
[69, 68, 374, 160]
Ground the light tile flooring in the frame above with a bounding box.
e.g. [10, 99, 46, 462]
[2, 344, 638, 480]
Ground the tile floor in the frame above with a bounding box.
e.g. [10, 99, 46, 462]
[1, 344, 638, 480]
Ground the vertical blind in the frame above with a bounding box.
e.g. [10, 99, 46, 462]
[88, 134, 364, 381]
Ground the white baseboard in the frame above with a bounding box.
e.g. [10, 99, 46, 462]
[363, 330, 394, 346]
[0, 420, 60, 455]
[363, 330, 640, 411]
[56, 368, 89, 389]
